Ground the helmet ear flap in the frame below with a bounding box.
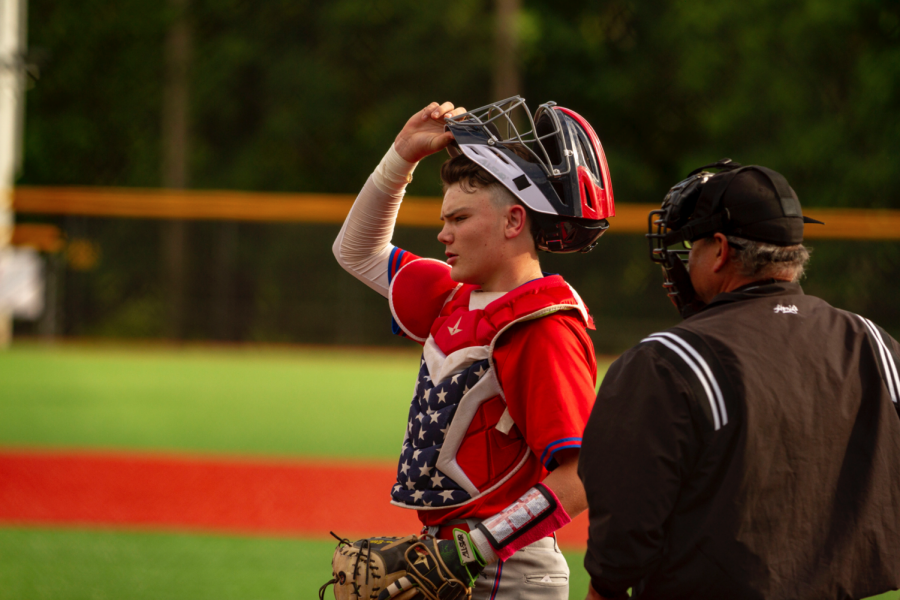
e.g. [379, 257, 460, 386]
[532, 212, 609, 253]
[531, 108, 570, 206]
[534, 108, 563, 165]
[572, 126, 600, 182]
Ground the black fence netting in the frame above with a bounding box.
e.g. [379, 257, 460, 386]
[12, 214, 900, 355]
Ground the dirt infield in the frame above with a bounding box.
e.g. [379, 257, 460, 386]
[0, 449, 589, 549]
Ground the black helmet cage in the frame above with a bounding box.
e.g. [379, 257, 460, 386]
[446, 96, 571, 178]
[445, 96, 613, 253]
[647, 158, 740, 268]
[646, 158, 739, 317]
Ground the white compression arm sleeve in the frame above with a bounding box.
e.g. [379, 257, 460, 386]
[332, 144, 419, 297]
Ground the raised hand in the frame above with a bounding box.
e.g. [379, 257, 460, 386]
[394, 101, 467, 164]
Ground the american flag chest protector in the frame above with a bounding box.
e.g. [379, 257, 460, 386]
[388, 259, 592, 510]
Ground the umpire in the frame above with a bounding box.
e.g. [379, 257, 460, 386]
[578, 160, 900, 600]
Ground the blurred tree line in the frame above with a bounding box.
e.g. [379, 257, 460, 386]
[15, 0, 900, 351]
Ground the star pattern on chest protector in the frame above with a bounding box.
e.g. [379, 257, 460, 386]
[391, 355, 492, 508]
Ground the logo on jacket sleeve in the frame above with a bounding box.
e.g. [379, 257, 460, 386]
[774, 304, 799, 314]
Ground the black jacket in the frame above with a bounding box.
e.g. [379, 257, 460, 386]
[579, 282, 900, 600]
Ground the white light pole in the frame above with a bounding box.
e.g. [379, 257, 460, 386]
[0, 0, 27, 347]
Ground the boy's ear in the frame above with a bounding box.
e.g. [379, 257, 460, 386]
[506, 205, 528, 239]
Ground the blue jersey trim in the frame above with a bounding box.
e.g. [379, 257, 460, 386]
[391, 317, 404, 336]
[388, 248, 407, 284]
[388, 248, 407, 336]
[540, 437, 583, 469]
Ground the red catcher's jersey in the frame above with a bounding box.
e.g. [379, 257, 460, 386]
[387, 252, 597, 525]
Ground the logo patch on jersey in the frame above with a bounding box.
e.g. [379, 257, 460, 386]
[447, 317, 463, 335]
[774, 304, 799, 314]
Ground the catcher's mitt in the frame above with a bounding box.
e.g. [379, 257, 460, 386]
[319, 533, 418, 600]
[319, 531, 484, 600]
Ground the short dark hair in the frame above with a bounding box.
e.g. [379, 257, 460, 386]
[439, 153, 537, 247]
[440, 143, 536, 196]
[440, 154, 501, 195]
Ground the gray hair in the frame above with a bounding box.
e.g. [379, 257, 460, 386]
[726, 235, 811, 282]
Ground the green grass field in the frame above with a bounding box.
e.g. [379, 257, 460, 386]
[0, 527, 324, 600]
[0, 343, 422, 459]
[1, 343, 897, 600]
[0, 343, 605, 600]
[0, 526, 593, 600]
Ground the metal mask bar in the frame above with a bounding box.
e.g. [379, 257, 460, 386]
[446, 96, 571, 178]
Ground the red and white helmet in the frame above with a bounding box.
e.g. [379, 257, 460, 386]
[445, 96, 615, 253]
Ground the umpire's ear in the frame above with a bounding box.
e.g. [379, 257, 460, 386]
[711, 233, 732, 273]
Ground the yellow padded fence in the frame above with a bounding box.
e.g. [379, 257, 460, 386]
[12, 186, 900, 240]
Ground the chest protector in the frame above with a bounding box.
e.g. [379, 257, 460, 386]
[388, 259, 591, 510]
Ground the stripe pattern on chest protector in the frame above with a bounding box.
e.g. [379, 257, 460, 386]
[641, 331, 729, 431]
[857, 315, 900, 404]
[391, 335, 505, 509]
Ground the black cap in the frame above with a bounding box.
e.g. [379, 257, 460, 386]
[690, 165, 823, 246]
[721, 168, 804, 245]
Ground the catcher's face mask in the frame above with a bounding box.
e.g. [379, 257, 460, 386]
[444, 96, 614, 253]
[648, 159, 823, 319]
[646, 163, 720, 319]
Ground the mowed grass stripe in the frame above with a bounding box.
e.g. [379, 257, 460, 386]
[0, 343, 612, 458]
[0, 526, 597, 600]
[2, 526, 897, 600]
[0, 526, 336, 600]
[0, 344, 422, 459]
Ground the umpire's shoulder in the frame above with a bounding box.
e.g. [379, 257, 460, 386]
[619, 324, 736, 432]
[637, 323, 715, 361]
[611, 323, 707, 369]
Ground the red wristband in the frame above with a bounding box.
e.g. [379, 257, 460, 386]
[475, 483, 571, 562]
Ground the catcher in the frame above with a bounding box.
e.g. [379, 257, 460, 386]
[328, 97, 615, 600]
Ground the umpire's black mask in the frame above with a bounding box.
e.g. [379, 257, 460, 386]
[646, 159, 823, 319]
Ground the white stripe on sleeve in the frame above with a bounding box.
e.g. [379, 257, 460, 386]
[642, 335, 723, 430]
[860, 316, 899, 403]
[649, 332, 728, 426]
